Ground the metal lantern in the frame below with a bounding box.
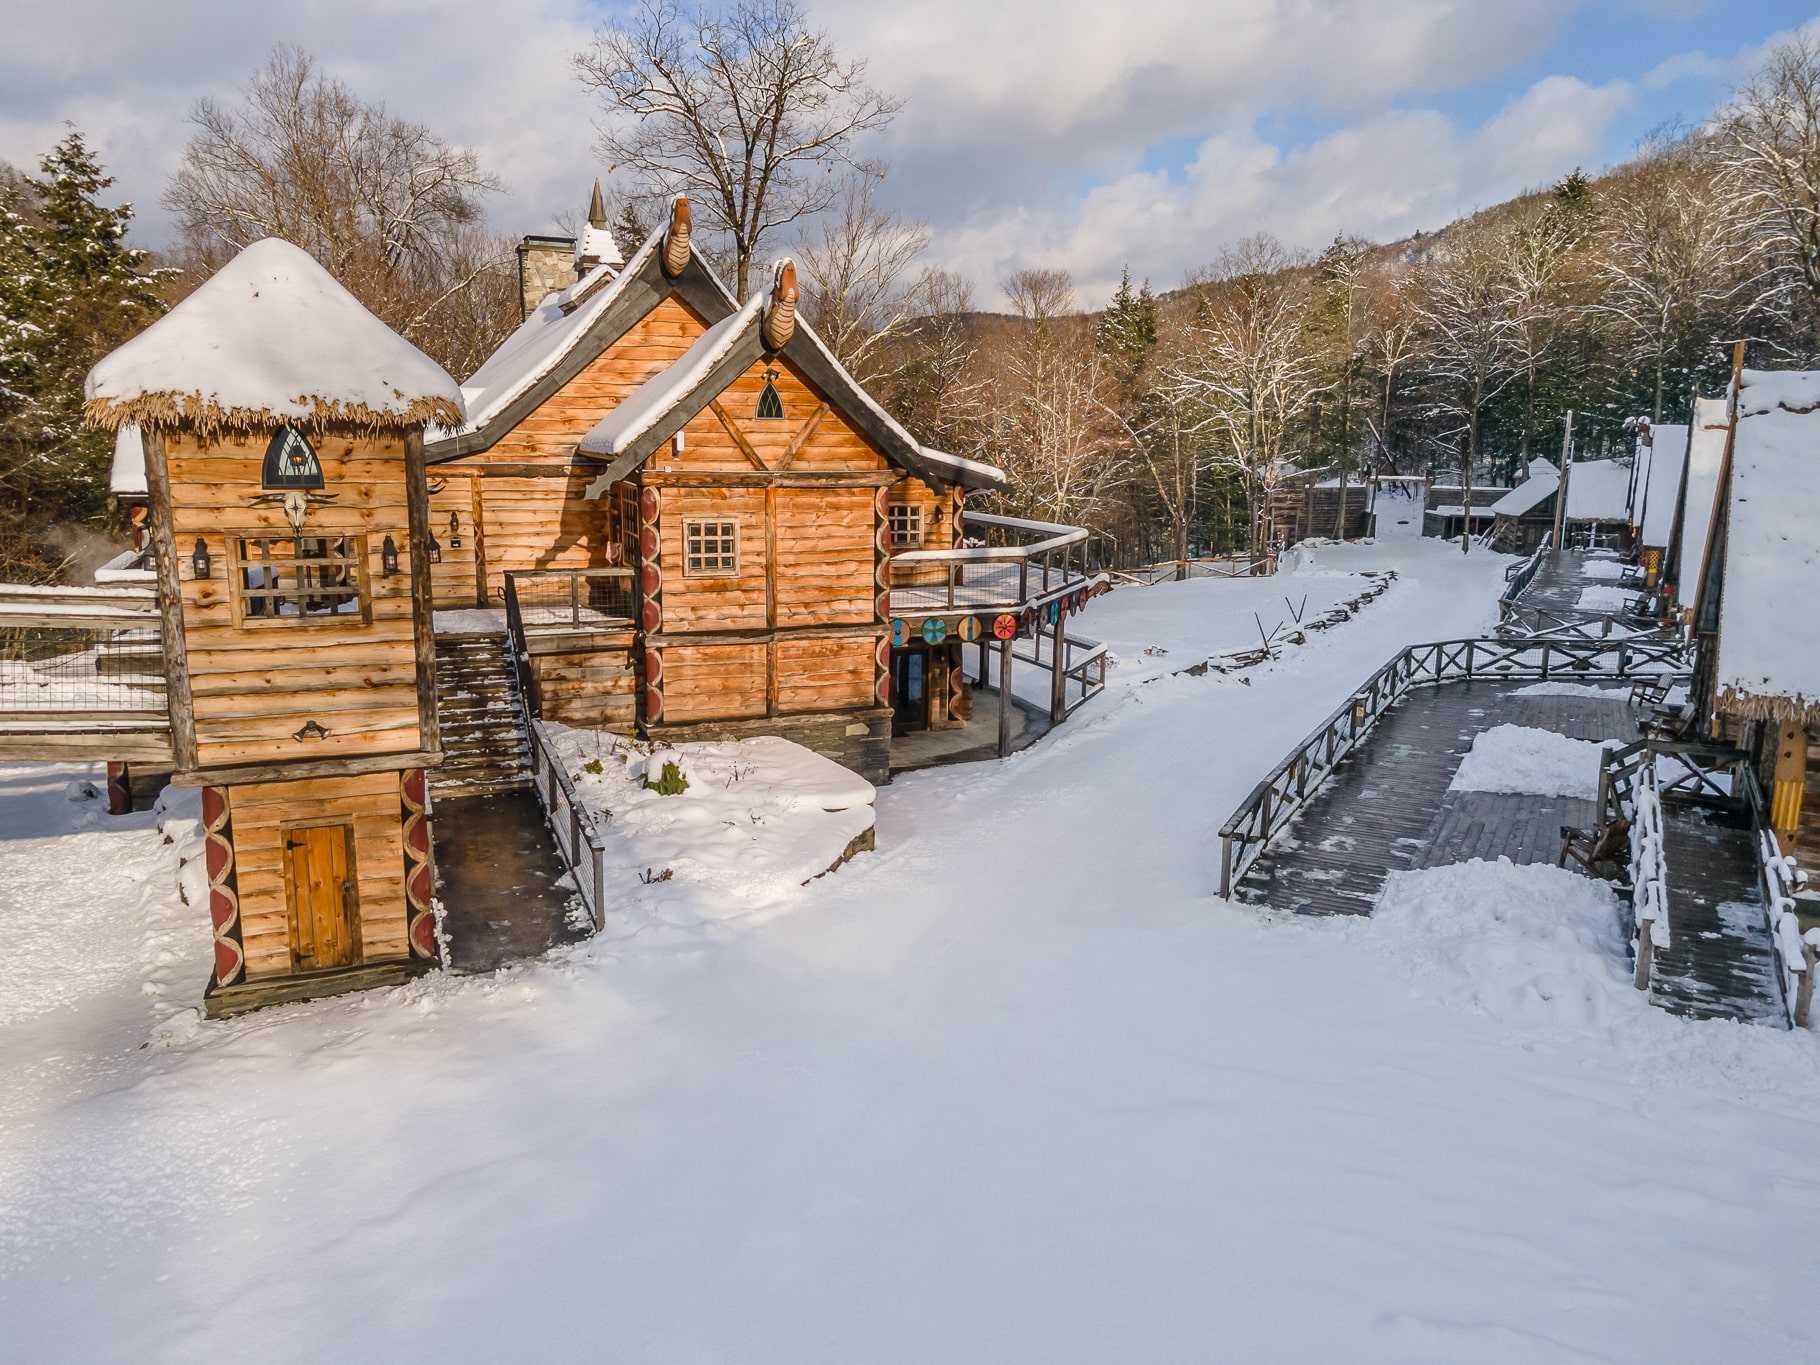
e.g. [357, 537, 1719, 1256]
[448, 511, 462, 549]
[380, 534, 400, 577]
[427, 534, 442, 565]
[191, 537, 211, 580]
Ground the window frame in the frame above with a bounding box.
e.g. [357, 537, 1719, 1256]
[887, 502, 924, 548]
[682, 518, 740, 577]
[227, 532, 373, 629]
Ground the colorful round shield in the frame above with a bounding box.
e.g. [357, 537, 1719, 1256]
[922, 617, 948, 645]
[992, 613, 1018, 640]
[1047, 600, 1061, 625]
[891, 618, 907, 647]
[958, 615, 982, 643]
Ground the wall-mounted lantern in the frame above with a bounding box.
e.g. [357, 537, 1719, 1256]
[380, 534, 400, 577]
[448, 511, 462, 549]
[427, 533, 442, 565]
[191, 538, 211, 580]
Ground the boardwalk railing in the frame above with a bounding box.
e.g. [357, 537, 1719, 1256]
[1629, 763, 1671, 990]
[889, 512, 1091, 611]
[1739, 766, 1817, 1028]
[1216, 634, 1690, 898]
[500, 574, 539, 718]
[1124, 553, 1277, 585]
[525, 717, 609, 931]
[1018, 626, 1110, 721]
[1501, 534, 1553, 600]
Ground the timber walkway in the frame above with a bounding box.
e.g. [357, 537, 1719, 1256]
[1650, 803, 1785, 1025]
[1233, 677, 1637, 914]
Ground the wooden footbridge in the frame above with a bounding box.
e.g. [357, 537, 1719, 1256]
[1218, 633, 1809, 1028]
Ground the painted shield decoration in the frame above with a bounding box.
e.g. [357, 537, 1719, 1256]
[922, 617, 948, 645]
[1048, 600, 1061, 625]
[891, 618, 908, 647]
[993, 613, 1017, 640]
[958, 615, 981, 642]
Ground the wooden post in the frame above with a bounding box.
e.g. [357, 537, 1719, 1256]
[405, 430, 441, 758]
[1552, 410, 1574, 552]
[1050, 610, 1066, 723]
[469, 474, 489, 606]
[140, 426, 199, 772]
[998, 636, 1013, 759]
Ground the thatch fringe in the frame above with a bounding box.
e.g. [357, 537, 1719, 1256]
[82, 391, 463, 438]
[1716, 684, 1820, 731]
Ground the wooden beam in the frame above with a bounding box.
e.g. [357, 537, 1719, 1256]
[141, 426, 199, 772]
[171, 748, 444, 789]
[710, 399, 768, 470]
[776, 402, 829, 471]
[644, 470, 896, 489]
[468, 473, 490, 605]
[405, 430, 441, 757]
[645, 623, 886, 648]
[765, 483, 779, 717]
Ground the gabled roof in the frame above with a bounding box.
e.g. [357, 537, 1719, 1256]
[1637, 424, 1687, 549]
[1714, 369, 1820, 721]
[1563, 458, 1631, 522]
[1489, 459, 1559, 517]
[85, 238, 462, 436]
[577, 266, 1004, 495]
[426, 206, 739, 463]
[1677, 397, 1730, 609]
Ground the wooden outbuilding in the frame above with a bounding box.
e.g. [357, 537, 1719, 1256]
[1486, 459, 1560, 553]
[1689, 367, 1820, 873]
[83, 238, 462, 1016]
[1630, 419, 1688, 587]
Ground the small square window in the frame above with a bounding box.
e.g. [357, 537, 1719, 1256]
[685, 519, 739, 575]
[887, 503, 923, 547]
[232, 535, 369, 625]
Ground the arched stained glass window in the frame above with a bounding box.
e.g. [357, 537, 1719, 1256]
[755, 367, 785, 420]
[262, 426, 324, 489]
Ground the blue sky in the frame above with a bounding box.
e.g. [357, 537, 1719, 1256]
[2, 0, 1815, 303]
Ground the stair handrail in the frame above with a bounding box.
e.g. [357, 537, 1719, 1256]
[525, 717, 609, 932]
[500, 573, 538, 718]
[1740, 764, 1815, 1027]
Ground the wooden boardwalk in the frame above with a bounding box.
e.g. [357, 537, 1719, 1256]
[1237, 679, 1638, 915]
[1651, 803, 1786, 1026]
[1516, 550, 1621, 618]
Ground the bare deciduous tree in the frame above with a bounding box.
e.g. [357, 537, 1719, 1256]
[1414, 229, 1520, 478]
[576, 0, 899, 299]
[794, 169, 930, 382]
[163, 44, 515, 377]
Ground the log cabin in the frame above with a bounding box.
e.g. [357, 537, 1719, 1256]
[426, 190, 1096, 785]
[1687, 367, 1820, 878]
[1631, 419, 1688, 587]
[82, 238, 461, 1017]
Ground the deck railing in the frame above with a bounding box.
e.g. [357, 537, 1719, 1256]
[1500, 533, 1552, 601]
[0, 586, 170, 742]
[525, 717, 609, 931]
[889, 512, 1091, 611]
[1629, 763, 1671, 990]
[508, 566, 636, 630]
[1017, 626, 1110, 720]
[1122, 553, 1277, 586]
[1216, 634, 1690, 898]
[500, 574, 538, 717]
[1740, 766, 1816, 1028]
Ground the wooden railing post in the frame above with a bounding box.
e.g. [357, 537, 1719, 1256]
[591, 843, 606, 930]
[569, 572, 580, 628]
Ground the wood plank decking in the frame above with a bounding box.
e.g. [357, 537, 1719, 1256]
[1651, 803, 1786, 1026]
[1236, 680, 1638, 915]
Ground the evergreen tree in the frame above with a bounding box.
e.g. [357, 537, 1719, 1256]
[1095, 265, 1158, 388]
[0, 131, 168, 579]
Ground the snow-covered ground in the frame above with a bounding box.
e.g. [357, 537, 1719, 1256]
[4, 534, 1819, 1364]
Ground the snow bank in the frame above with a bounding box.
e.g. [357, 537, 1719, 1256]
[1579, 559, 1627, 581]
[1371, 859, 1638, 1029]
[1575, 584, 1633, 613]
[1512, 681, 1631, 699]
[85, 239, 463, 434]
[1450, 725, 1612, 799]
[545, 728, 875, 903]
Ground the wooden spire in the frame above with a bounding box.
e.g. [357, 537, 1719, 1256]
[762, 260, 798, 352]
[588, 179, 608, 229]
[662, 197, 692, 277]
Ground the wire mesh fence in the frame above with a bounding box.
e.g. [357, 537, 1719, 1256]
[0, 624, 167, 715]
[510, 569, 635, 630]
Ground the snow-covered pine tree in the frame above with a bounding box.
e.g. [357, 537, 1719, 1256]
[0, 131, 168, 579]
[1095, 265, 1158, 389]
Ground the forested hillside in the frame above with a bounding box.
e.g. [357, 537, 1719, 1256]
[6, 28, 1820, 577]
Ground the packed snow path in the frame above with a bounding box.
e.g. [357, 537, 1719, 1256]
[1237, 679, 1639, 913]
[3, 539, 1819, 1363]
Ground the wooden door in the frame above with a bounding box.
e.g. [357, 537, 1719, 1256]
[284, 823, 356, 970]
[891, 647, 929, 734]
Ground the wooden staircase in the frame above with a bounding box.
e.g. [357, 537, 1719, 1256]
[432, 633, 533, 798]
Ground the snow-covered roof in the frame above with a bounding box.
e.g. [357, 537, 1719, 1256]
[1637, 424, 1687, 549]
[1489, 460, 1559, 517]
[84, 238, 462, 436]
[1714, 369, 1820, 720]
[574, 225, 623, 270]
[1629, 432, 1653, 527]
[577, 267, 1005, 493]
[109, 424, 146, 497]
[579, 293, 764, 457]
[1563, 459, 1630, 522]
[1677, 397, 1729, 609]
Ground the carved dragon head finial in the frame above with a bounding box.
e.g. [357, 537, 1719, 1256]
[762, 259, 798, 352]
[662, 196, 692, 277]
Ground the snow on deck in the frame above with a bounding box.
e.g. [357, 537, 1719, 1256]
[1717, 369, 1820, 711]
[3, 533, 1818, 1362]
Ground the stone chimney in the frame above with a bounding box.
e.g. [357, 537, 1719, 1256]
[516, 235, 577, 320]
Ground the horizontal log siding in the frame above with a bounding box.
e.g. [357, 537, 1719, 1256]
[661, 643, 768, 722]
[166, 432, 424, 771]
[228, 771, 409, 980]
[774, 488, 875, 624]
[428, 473, 481, 608]
[472, 472, 614, 600]
[531, 641, 639, 730]
[774, 635, 876, 713]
